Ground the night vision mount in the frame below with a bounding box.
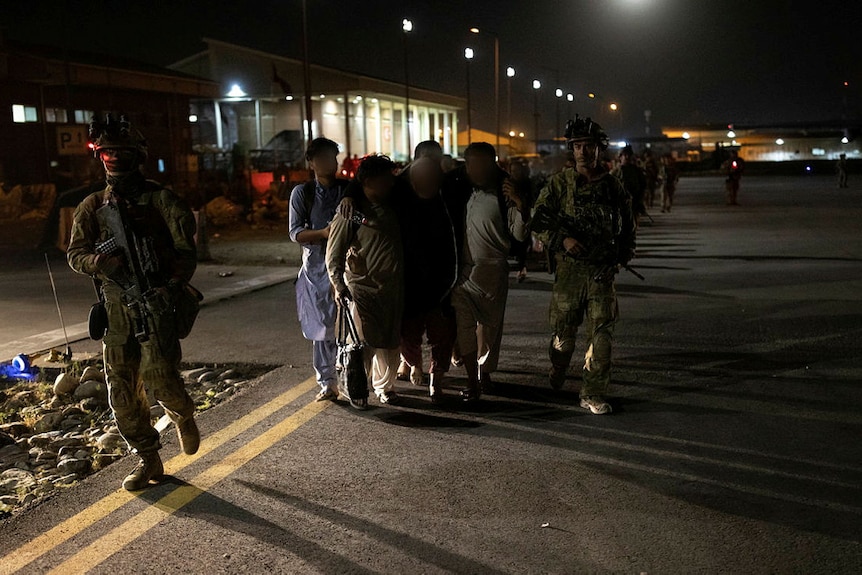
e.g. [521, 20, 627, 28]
[564, 115, 609, 150]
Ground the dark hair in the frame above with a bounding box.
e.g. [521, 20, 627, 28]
[305, 137, 340, 161]
[464, 142, 497, 160]
[356, 155, 395, 184]
[414, 140, 443, 159]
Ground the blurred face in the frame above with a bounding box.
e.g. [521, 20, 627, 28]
[99, 147, 138, 174]
[363, 172, 396, 203]
[409, 157, 442, 199]
[465, 153, 496, 188]
[572, 140, 599, 172]
[619, 153, 633, 165]
[310, 150, 338, 179]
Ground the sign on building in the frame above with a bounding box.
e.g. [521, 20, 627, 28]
[56, 125, 89, 156]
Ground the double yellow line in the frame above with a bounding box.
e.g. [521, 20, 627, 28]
[2, 376, 325, 575]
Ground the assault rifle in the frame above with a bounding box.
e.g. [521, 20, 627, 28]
[95, 197, 169, 342]
[532, 205, 644, 282]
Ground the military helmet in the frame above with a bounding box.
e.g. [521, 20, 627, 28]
[87, 113, 148, 159]
[564, 115, 609, 150]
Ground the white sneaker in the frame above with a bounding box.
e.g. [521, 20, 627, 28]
[580, 396, 612, 415]
[377, 391, 400, 405]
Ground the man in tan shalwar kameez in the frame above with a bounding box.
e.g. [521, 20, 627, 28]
[326, 156, 404, 405]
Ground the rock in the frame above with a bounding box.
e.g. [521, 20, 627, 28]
[62, 406, 87, 418]
[182, 367, 210, 381]
[60, 417, 84, 431]
[56, 458, 90, 475]
[47, 395, 66, 409]
[0, 444, 29, 467]
[73, 379, 108, 402]
[217, 369, 238, 381]
[232, 380, 250, 389]
[196, 371, 218, 384]
[79, 397, 104, 412]
[214, 388, 235, 402]
[79, 366, 105, 384]
[0, 494, 18, 505]
[53, 372, 78, 395]
[96, 432, 124, 452]
[0, 468, 36, 491]
[33, 411, 64, 434]
[93, 453, 123, 470]
[53, 473, 78, 486]
[28, 431, 62, 448]
[4, 391, 36, 411]
[0, 432, 14, 447]
[0, 422, 29, 438]
[28, 447, 57, 463]
[51, 435, 87, 449]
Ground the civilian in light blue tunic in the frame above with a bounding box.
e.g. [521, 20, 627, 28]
[288, 138, 348, 402]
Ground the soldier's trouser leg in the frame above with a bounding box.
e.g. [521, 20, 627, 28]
[140, 319, 195, 427]
[549, 260, 588, 371]
[102, 298, 161, 453]
[581, 276, 619, 397]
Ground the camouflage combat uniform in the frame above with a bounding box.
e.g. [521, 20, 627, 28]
[533, 168, 636, 397]
[67, 177, 197, 454]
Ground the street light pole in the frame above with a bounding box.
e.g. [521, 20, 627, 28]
[566, 92, 574, 121]
[465, 47, 474, 145]
[301, 0, 313, 144]
[532, 79, 541, 155]
[555, 88, 563, 145]
[402, 18, 413, 158]
[506, 67, 515, 144]
[470, 28, 500, 152]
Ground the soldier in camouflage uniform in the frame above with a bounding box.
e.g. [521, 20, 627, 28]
[67, 114, 200, 490]
[532, 117, 636, 414]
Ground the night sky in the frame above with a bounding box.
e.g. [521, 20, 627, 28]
[2, 0, 860, 139]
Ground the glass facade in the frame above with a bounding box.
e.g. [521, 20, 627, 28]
[192, 93, 459, 163]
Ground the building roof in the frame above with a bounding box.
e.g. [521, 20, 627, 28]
[171, 37, 465, 109]
[2, 40, 220, 98]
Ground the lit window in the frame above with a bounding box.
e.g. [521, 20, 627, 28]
[812, 148, 826, 156]
[45, 108, 68, 123]
[12, 105, 39, 123]
[74, 110, 95, 124]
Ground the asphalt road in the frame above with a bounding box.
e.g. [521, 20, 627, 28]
[2, 175, 861, 574]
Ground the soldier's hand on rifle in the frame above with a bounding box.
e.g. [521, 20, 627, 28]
[95, 254, 124, 277]
[562, 237, 585, 257]
[502, 178, 522, 211]
[336, 197, 354, 221]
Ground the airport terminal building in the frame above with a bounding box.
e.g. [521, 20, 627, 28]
[170, 38, 466, 163]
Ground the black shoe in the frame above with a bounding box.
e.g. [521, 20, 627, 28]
[549, 365, 567, 390]
[460, 386, 481, 404]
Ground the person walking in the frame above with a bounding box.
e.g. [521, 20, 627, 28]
[289, 138, 349, 402]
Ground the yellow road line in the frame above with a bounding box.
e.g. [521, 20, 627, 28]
[1, 376, 318, 575]
[47, 395, 331, 574]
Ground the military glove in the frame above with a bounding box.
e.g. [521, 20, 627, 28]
[94, 254, 123, 277]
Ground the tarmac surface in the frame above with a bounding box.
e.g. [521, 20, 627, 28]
[1, 175, 861, 574]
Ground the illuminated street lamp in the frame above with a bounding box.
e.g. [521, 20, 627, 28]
[402, 18, 413, 156]
[506, 67, 515, 141]
[465, 48, 474, 144]
[776, 138, 785, 145]
[609, 102, 618, 112]
[532, 79, 542, 154]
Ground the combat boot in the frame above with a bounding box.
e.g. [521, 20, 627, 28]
[549, 365, 567, 390]
[176, 416, 200, 455]
[122, 451, 164, 491]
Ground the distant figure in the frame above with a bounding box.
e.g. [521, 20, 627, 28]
[722, 150, 745, 205]
[441, 154, 458, 173]
[837, 153, 848, 188]
[642, 149, 659, 209]
[612, 145, 647, 222]
[659, 154, 679, 213]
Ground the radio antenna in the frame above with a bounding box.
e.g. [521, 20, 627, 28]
[45, 253, 72, 362]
